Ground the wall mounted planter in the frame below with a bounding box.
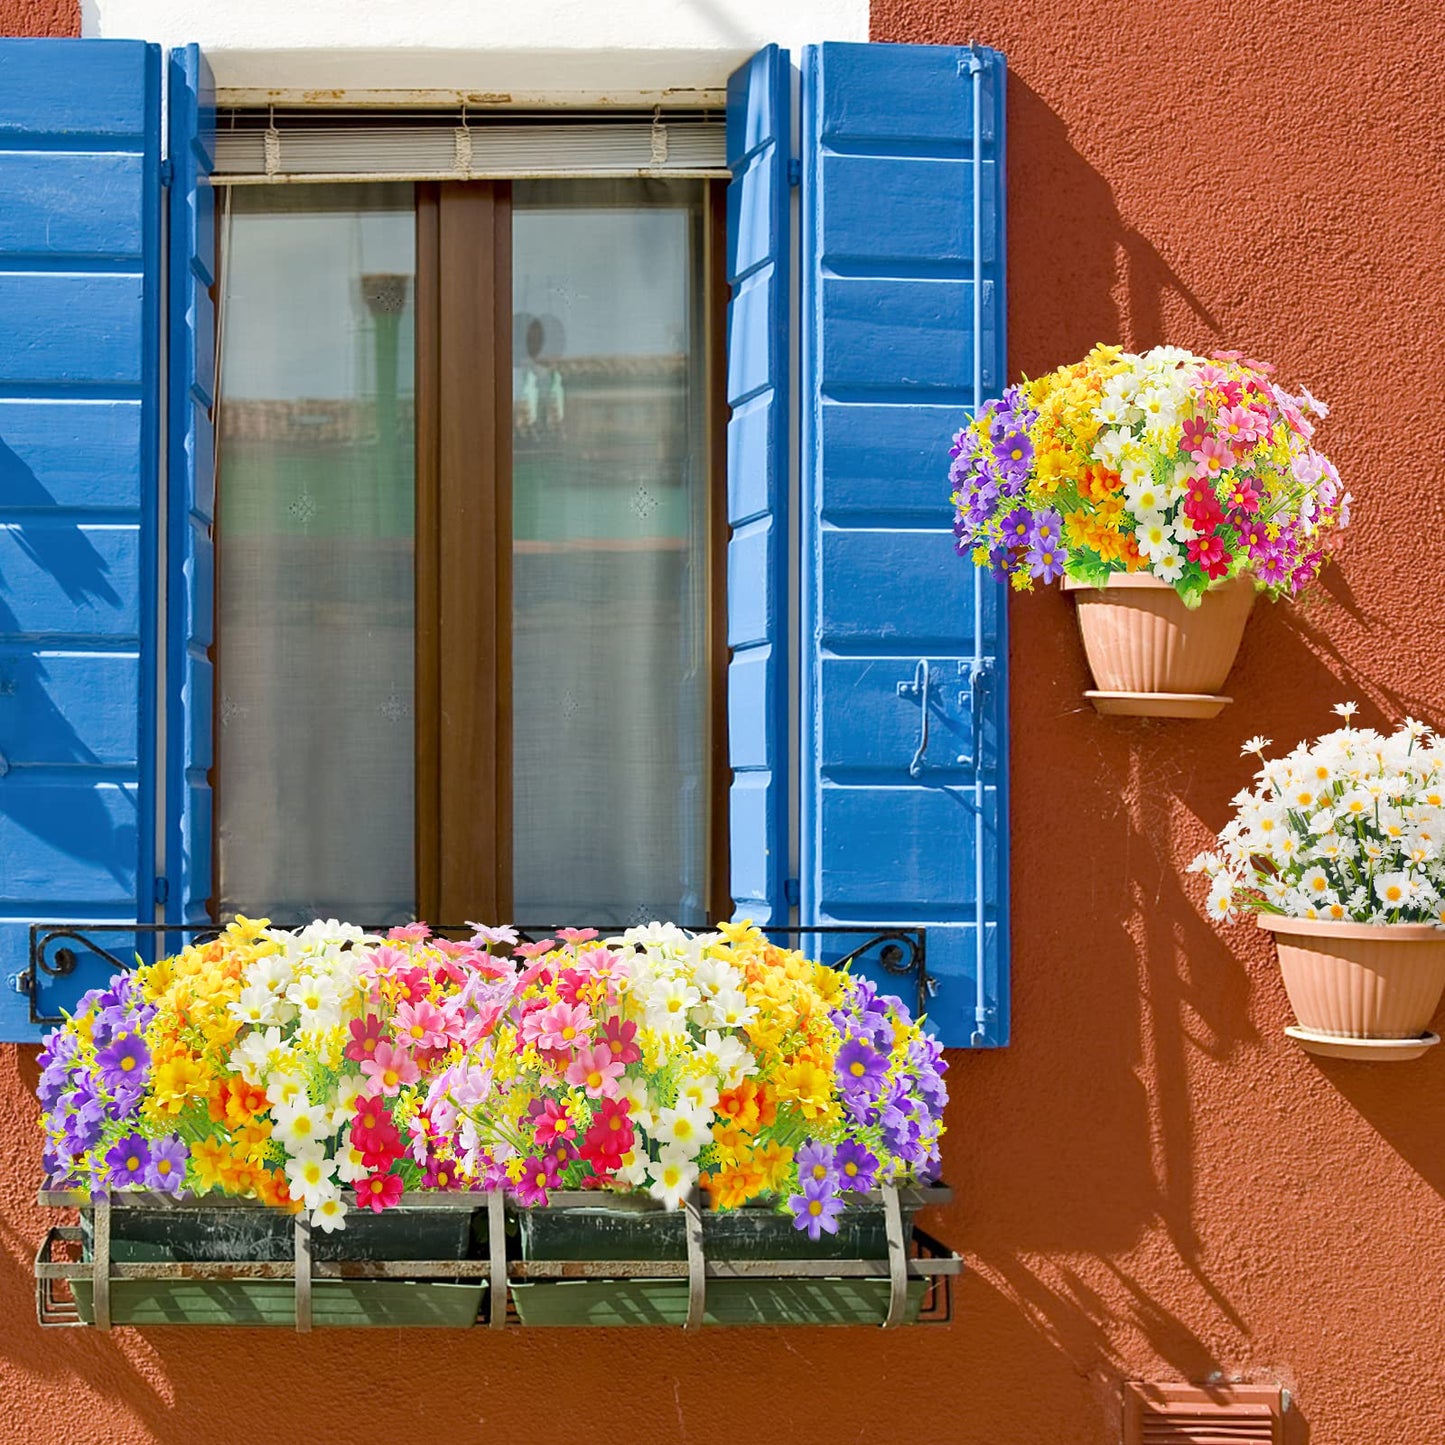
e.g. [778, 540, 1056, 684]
[36, 1186, 961, 1330]
[1063, 574, 1254, 718]
[1259, 914, 1445, 1061]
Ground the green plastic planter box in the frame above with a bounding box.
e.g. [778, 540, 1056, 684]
[72, 1200, 486, 1328]
[510, 1199, 924, 1327]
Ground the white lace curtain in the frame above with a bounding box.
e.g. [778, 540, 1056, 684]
[216, 183, 417, 925]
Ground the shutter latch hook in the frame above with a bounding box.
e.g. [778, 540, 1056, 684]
[897, 660, 932, 779]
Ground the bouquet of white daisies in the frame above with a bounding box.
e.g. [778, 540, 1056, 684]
[1192, 705, 1445, 928]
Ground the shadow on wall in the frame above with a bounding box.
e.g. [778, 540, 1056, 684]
[0, 437, 138, 892]
[921, 73, 1419, 1441]
[1002, 75, 1220, 378]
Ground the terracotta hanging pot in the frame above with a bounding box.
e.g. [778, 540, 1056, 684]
[1257, 914, 1445, 1062]
[1061, 574, 1255, 718]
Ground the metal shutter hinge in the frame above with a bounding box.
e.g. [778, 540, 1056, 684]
[787, 157, 801, 187]
[159, 158, 174, 188]
[153, 876, 169, 905]
[783, 877, 800, 907]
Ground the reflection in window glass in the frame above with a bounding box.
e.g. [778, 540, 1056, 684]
[216, 183, 416, 924]
[511, 180, 712, 926]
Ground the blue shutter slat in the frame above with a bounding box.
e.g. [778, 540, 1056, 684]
[0, 401, 143, 509]
[725, 46, 790, 926]
[0, 275, 148, 386]
[0, 39, 162, 1038]
[166, 44, 217, 934]
[0, 783, 141, 903]
[0, 153, 147, 259]
[0, 40, 153, 138]
[801, 41, 1009, 1047]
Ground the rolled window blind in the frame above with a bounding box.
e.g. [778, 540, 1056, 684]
[213, 109, 728, 183]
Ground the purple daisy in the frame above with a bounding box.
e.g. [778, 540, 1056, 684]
[104, 1134, 151, 1188]
[1025, 541, 1068, 584]
[795, 1140, 838, 1192]
[1028, 508, 1064, 549]
[1000, 506, 1033, 550]
[96, 1030, 149, 1099]
[61, 1094, 105, 1154]
[467, 922, 520, 948]
[966, 484, 1000, 530]
[834, 1140, 879, 1194]
[145, 1135, 188, 1195]
[993, 429, 1034, 481]
[787, 1177, 846, 1242]
[42, 1140, 80, 1189]
[836, 1037, 889, 1098]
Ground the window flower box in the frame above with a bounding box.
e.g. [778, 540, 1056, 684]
[39, 1190, 488, 1329]
[36, 918, 961, 1326]
[38, 1186, 960, 1330]
[507, 1187, 945, 1328]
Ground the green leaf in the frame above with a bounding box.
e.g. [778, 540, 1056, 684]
[1066, 553, 1111, 589]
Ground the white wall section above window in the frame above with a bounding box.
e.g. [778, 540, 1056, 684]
[83, 0, 869, 106]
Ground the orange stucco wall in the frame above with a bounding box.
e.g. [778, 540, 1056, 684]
[2, 1, 1443, 1441]
[0, 0, 72, 35]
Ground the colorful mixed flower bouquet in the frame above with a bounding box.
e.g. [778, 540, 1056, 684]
[38, 920, 947, 1244]
[435, 922, 945, 1238]
[1191, 706, 1445, 927]
[38, 918, 492, 1233]
[949, 344, 1348, 605]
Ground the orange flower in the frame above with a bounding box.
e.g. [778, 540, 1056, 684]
[703, 1146, 768, 1209]
[1119, 534, 1147, 570]
[1081, 463, 1123, 501]
[256, 1169, 303, 1213]
[716, 1078, 777, 1135]
[224, 1078, 269, 1128]
[710, 1122, 752, 1158]
[219, 1155, 260, 1198]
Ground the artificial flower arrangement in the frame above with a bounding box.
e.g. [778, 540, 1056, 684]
[949, 344, 1348, 606]
[1189, 706, 1445, 1059]
[39, 919, 947, 1244]
[1189, 705, 1445, 927]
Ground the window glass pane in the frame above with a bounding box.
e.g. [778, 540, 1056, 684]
[216, 183, 415, 924]
[511, 180, 712, 927]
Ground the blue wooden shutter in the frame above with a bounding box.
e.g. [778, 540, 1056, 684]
[800, 42, 1009, 1046]
[166, 45, 216, 935]
[0, 39, 162, 1038]
[725, 47, 791, 924]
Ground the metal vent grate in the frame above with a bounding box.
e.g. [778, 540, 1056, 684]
[1125, 1384, 1283, 1445]
[213, 107, 728, 184]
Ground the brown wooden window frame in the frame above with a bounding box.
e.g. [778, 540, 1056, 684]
[215, 177, 732, 928]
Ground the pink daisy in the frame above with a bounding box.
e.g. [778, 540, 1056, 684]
[395, 998, 449, 1052]
[533, 1000, 593, 1054]
[359, 1039, 421, 1096]
[564, 1044, 625, 1099]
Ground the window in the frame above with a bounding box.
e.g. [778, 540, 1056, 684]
[213, 177, 728, 928]
[1, 40, 1009, 1046]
